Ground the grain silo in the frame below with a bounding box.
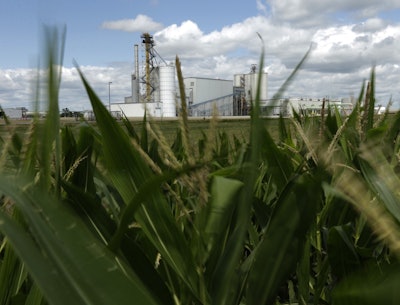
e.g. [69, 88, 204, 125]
[234, 64, 268, 106]
[159, 64, 176, 117]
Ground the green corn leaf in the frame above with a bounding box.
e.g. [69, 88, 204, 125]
[108, 163, 203, 251]
[0, 210, 81, 305]
[386, 111, 400, 143]
[121, 113, 140, 142]
[246, 172, 321, 305]
[278, 113, 290, 144]
[0, 176, 159, 305]
[327, 224, 361, 279]
[63, 178, 174, 305]
[24, 283, 44, 305]
[201, 176, 243, 261]
[358, 156, 400, 223]
[332, 262, 400, 305]
[61, 181, 116, 242]
[296, 237, 311, 305]
[0, 240, 27, 304]
[260, 124, 293, 191]
[364, 67, 376, 134]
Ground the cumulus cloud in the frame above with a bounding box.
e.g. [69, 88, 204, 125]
[154, 16, 311, 63]
[0, 69, 37, 108]
[0, 65, 135, 111]
[309, 21, 400, 74]
[353, 18, 387, 32]
[101, 14, 163, 32]
[264, 0, 400, 25]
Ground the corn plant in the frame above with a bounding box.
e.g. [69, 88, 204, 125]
[1, 26, 400, 305]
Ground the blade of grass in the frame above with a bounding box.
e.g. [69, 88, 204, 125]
[39, 27, 65, 192]
[175, 56, 194, 165]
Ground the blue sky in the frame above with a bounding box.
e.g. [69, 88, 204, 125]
[1, 0, 260, 68]
[1, 0, 400, 111]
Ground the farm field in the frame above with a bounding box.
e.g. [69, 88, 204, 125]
[0, 116, 282, 146]
[1, 31, 400, 305]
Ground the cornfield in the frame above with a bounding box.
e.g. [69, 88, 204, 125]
[1, 27, 400, 305]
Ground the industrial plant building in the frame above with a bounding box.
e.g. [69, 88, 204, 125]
[0, 33, 356, 121]
[107, 33, 354, 119]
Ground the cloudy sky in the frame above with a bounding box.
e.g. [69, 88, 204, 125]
[1, 0, 400, 111]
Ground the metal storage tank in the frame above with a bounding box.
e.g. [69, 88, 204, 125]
[159, 64, 176, 117]
[244, 71, 268, 106]
[130, 74, 139, 103]
[152, 67, 160, 103]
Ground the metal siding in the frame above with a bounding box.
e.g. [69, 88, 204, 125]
[185, 78, 233, 105]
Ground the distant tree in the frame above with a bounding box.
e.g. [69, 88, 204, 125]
[61, 108, 72, 117]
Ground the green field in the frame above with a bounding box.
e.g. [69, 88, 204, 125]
[0, 116, 282, 148]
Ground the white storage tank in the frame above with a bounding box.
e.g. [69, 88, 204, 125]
[244, 71, 268, 106]
[159, 64, 176, 117]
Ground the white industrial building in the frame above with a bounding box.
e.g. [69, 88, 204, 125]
[288, 97, 354, 116]
[258, 97, 355, 118]
[0, 107, 27, 119]
[106, 33, 355, 119]
[184, 77, 233, 106]
[183, 77, 234, 116]
[185, 65, 268, 117]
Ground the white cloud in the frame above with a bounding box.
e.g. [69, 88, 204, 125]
[264, 0, 400, 25]
[309, 22, 400, 74]
[1, 3, 400, 112]
[0, 69, 37, 108]
[353, 18, 387, 32]
[154, 16, 312, 64]
[101, 14, 163, 32]
[156, 20, 203, 41]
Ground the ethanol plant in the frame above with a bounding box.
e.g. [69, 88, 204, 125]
[110, 33, 177, 118]
[109, 33, 352, 119]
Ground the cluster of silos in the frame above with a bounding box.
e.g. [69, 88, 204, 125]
[125, 40, 177, 118]
[234, 65, 268, 106]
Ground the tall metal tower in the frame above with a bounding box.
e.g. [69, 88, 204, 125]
[141, 33, 156, 103]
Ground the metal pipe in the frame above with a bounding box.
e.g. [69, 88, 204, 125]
[134, 44, 139, 80]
